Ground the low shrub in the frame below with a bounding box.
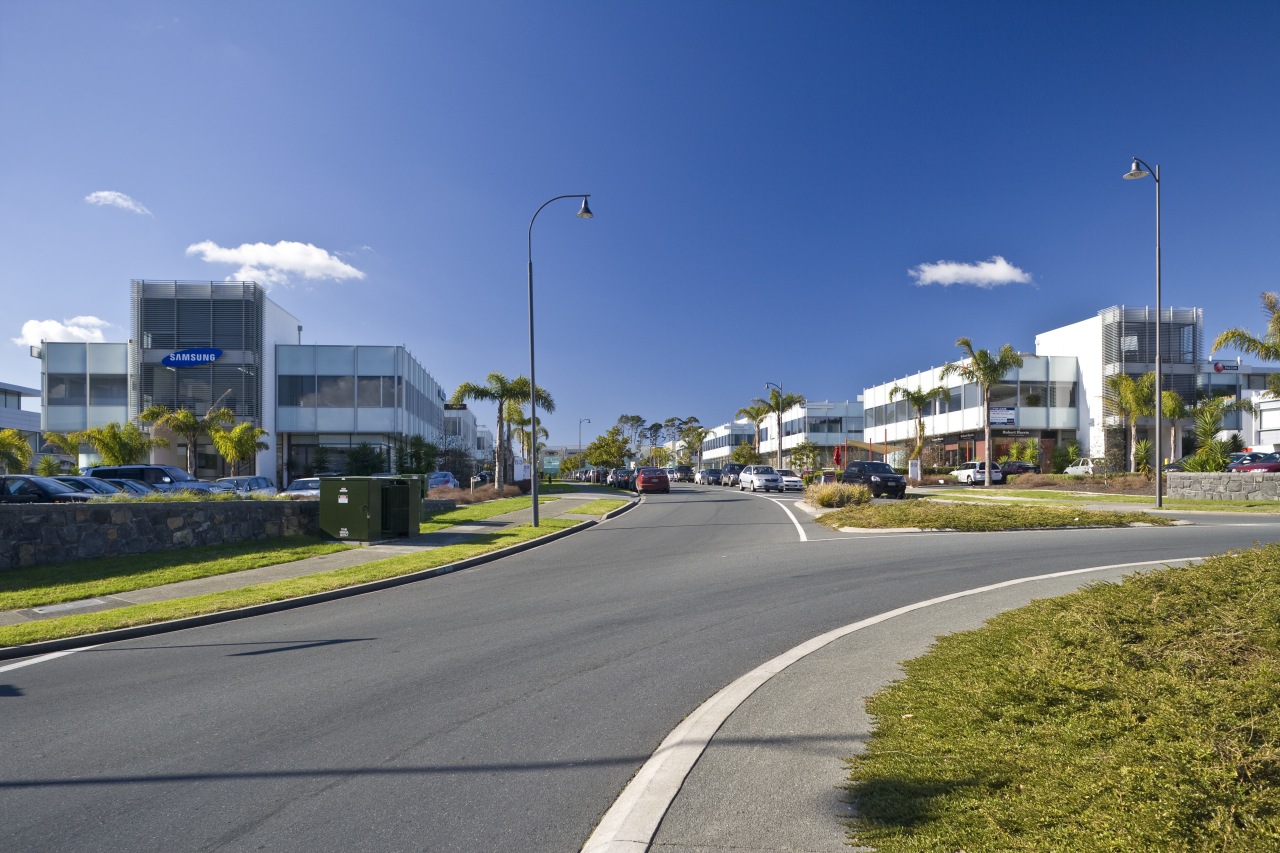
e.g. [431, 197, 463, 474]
[805, 482, 872, 508]
[427, 484, 521, 505]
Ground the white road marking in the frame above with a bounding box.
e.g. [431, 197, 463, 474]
[0, 648, 90, 673]
[581, 555, 1206, 852]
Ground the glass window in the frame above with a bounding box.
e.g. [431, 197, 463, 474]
[949, 386, 962, 412]
[357, 346, 396, 375]
[278, 375, 316, 407]
[962, 383, 979, 410]
[990, 382, 1018, 409]
[48, 374, 87, 406]
[316, 375, 353, 407]
[1021, 382, 1047, 407]
[316, 346, 355, 374]
[89, 375, 128, 406]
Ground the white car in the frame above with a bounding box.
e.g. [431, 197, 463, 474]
[282, 477, 321, 499]
[776, 468, 804, 491]
[216, 476, 278, 496]
[951, 461, 1005, 485]
[1064, 457, 1107, 476]
[738, 464, 783, 492]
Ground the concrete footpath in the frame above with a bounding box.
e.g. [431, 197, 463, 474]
[0, 491, 630, 631]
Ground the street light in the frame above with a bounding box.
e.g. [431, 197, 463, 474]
[528, 194, 593, 526]
[578, 417, 591, 456]
[1123, 157, 1162, 509]
[764, 381, 784, 469]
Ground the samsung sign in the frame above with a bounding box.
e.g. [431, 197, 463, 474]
[162, 347, 223, 368]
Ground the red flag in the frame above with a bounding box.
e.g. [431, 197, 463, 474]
[833, 446, 843, 467]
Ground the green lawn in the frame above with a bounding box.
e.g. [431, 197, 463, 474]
[0, 537, 352, 611]
[559, 499, 628, 516]
[845, 545, 1280, 850]
[0, 518, 580, 647]
[932, 488, 1280, 513]
[420, 495, 560, 532]
[819, 501, 1174, 532]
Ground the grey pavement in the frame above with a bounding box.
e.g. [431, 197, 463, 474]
[0, 489, 628, 629]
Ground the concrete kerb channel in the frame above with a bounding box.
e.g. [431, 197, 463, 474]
[0, 496, 639, 662]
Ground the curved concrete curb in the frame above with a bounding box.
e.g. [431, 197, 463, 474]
[0, 499, 639, 662]
[581, 555, 1203, 852]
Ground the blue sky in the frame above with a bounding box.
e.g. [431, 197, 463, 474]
[3, 1, 1279, 448]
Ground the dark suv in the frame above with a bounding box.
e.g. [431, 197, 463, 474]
[671, 465, 694, 483]
[86, 464, 195, 486]
[719, 463, 745, 486]
[840, 461, 907, 499]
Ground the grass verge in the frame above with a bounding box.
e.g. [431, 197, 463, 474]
[419, 495, 560, 533]
[0, 518, 580, 648]
[935, 489, 1280, 513]
[819, 502, 1174, 531]
[845, 546, 1280, 851]
[0, 537, 352, 611]
[559, 499, 628, 516]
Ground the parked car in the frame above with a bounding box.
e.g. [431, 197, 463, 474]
[1063, 458, 1107, 476]
[282, 477, 322, 498]
[1229, 452, 1280, 473]
[0, 474, 95, 503]
[671, 465, 695, 483]
[86, 464, 197, 487]
[216, 476, 278, 496]
[1000, 460, 1041, 475]
[158, 480, 235, 495]
[738, 464, 783, 492]
[698, 468, 722, 485]
[776, 468, 805, 491]
[54, 475, 124, 495]
[1226, 452, 1270, 471]
[428, 471, 461, 490]
[841, 461, 907, 498]
[952, 460, 1006, 485]
[719, 463, 745, 487]
[107, 478, 162, 496]
[634, 467, 670, 494]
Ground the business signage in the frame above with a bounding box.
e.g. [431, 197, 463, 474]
[989, 406, 1015, 426]
[1213, 361, 1239, 373]
[162, 347, 223, 368]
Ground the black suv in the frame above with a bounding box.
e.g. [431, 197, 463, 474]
[840, 461, 907, 499]
[86, 464, 195, 486]
[719, 463, 745, 486]
[671, 465, 694, 483]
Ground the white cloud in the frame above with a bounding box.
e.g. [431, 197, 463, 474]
[85, 190, 152, 215]
[185, 240, 367, 288]
[908, 255, 1033, 288]
[12, 316, 112, 347]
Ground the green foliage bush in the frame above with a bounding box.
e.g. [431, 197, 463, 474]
[805, 482, 872, 508]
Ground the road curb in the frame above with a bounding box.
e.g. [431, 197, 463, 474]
[0, 499, 639, 662]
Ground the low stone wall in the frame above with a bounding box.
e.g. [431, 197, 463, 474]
[1167, 472, 1280, 501]
[0, 501, 321, 571]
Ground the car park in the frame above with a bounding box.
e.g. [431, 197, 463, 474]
[634, 467, 670, 494]
[282, 477, 322, 498]
[776, 468, 804, 491]
[0, 475, 95, 503]
[841, 461, 907, 498]
[216, 476, 278, 496]
[719, 463, 745, 487]
[951, 460, 1006, 484]
[54, 475, 124, 495]
[1063, 458, 1107, 476]
[738, 464, 783, 492]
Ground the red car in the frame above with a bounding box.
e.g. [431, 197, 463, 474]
[1231, 452, 1280, 472]
[634, 467, 670, 494]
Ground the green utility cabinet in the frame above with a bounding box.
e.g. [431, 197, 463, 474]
[320, 476, 420, 541]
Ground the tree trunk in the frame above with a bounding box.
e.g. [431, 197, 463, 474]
[982, 390, 992, 488]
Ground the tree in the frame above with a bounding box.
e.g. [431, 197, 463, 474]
[648, 446, 672, 467]
[140, 403, 235, 474]
[1161, 390, 1191, 464]
[735, 403, 770, 452]
[42, 431, 82, 467]
[729, 441, 763, 465]
[788, 439, 821, 472]
[750, 388, 806, 468]
[346, 442, 384, 475]
[209, 422, 270, 476]
[1212, 292, 1280, 394]
[1104, 372, 1156, 472]
[616, 414, 647, 456]
[584, 426, 631, 470]
[940, 338, 1024, 488]
[0, 429, 33, 473]
[889, 384, 947, 460]
[36, 453, 65, 476]
[451, 373, 552, 491]
[681, 424, 710, 468]
[78, 422, 166, 466]
[401, 435, 439, 475]
[1181, 395, 1258, 472]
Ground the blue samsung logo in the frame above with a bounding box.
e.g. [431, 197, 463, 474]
[162, 347, 223, 368]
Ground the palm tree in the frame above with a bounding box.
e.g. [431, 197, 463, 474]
[735, 402, 770, 454]
[0, 429, 33, 473]
[78, 422, 167, 466]
[1104, 372, 1156, 472]
[450, 373, 553, 489]
[889, 384, 947, 460]
[210, 422, 270, 476]
[750, 388, 806, 468]
[1212, 292, 1280, 394]
[140, 403, 235, 474]
[1181, 395, 1258, 472]
[1161, 389, 1191, 465]
[681, 424, 710, 468]
[940, 338, 1025, 488]
[42, 431, 82, 469]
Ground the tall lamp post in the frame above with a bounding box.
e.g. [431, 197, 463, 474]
[1123, 158, 1162, 509]
[764, 381, 784, 469]
[528, 194, 593, 526]
[578, 417, 591, 455]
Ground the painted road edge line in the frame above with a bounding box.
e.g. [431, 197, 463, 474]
[580, 555, 1204, 853]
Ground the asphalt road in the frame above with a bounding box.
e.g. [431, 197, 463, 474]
[3, 486, 1278, 852]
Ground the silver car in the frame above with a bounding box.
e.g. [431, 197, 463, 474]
[738, 464, 783, 492]
[776, 468, 805, 491]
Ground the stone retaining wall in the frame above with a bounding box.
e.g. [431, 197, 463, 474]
[0, 501, 321, 571]
[1167, 472, 1280, 501]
